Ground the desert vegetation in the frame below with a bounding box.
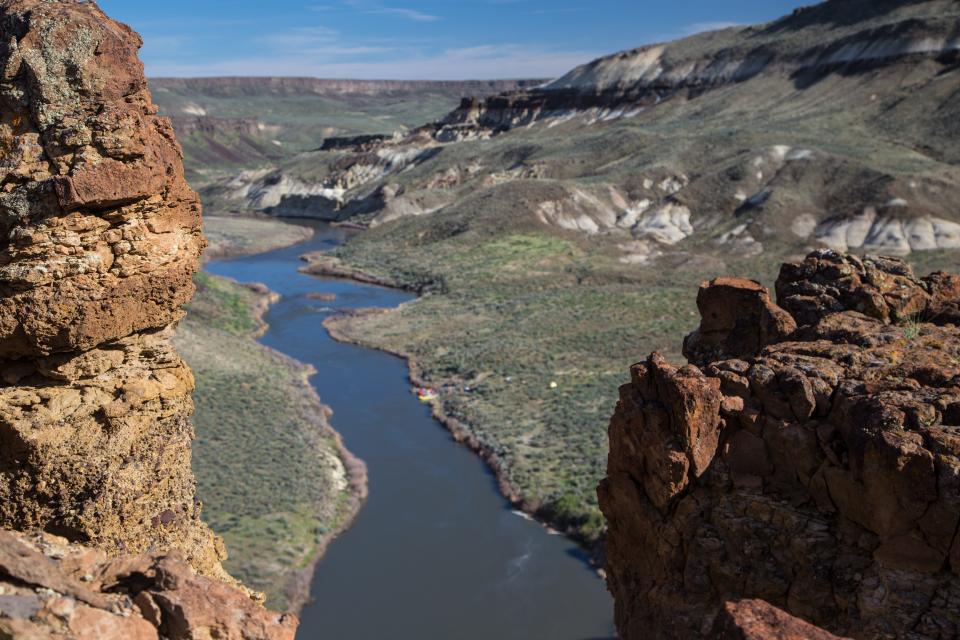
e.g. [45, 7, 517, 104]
[175, 273, 361, 610]
[323, 193, 960, 548]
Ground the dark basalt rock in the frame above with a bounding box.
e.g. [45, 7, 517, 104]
[601, 250, 960, 639]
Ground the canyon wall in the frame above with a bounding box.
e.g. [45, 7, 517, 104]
[437, 0, 960, 133]
[150, 77, 548, 98]
[600, 250, 960, 639]
[0, 1, 293, 637]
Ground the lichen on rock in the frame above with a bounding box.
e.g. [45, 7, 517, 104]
[600, 250, 960, 639]
[0, 1, 293, 637]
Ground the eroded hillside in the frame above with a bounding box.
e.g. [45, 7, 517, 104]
[287, 0, 960, 548]
[215, 0, 960, 259]
[150, 77, 546, 185]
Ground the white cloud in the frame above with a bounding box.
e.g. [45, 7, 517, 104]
[339, 1, 441, 22]
[525, 8, 582, 15]
[370, 7, 440, 22]
[255, 25, 396, 58]
[257, 26, 340, 51]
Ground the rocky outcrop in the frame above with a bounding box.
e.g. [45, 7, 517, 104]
[0, 0, 216, 568]
[600, 250, 960, 639]
[0, 530, 296, 640]
[0, 1, 292, 637]
[710, 600, 848, 640]
[683, 277, 797, 367]
[436, 0, 960, 134]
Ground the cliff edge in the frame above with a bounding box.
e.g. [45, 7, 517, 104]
[600, 250, 960, 639]
[0, 1, 293, 637]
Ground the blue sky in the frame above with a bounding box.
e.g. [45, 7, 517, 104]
[98, 0, 812, 80]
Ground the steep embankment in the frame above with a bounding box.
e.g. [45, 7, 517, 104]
[601, 251, 960, 639]
[0, 1, 294, 637]
[442, 0, 960, 129]
[175, 274, 367, 611]
[203, 215, 314, 260]
[286, 0, 960, 553]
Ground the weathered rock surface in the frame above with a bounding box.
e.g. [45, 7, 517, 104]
[684, 277, 797, 367]
[600, 250, 960, 639]
[0, 0, 218, 571]
[710, 600, 849, 640]
[0, 1, 293, 637]
[0, 530, 296, 640]
[0, 0, 204, 358]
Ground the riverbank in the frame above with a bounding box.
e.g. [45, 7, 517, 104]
[241, 280, 370, 612]
[208, 223, 614, 638]
[175, 270, 367, 612]
[204, 215, 315, 261]
[302, 220, 702, 557]
[302, 239, 611, 555]
[322, 308, 598, 550]
[300, 252, 415, 291]
[317, 297, 611, 563]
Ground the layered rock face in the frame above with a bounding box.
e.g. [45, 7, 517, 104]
[438, 0, 960, 134]
[0, 0, 219, 571]
[600, 251, 960, 639]
[0, 2, 294, 637]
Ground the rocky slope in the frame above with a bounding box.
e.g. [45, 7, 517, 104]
[174, 273, 368, 611]
[228, 0, 960, 260]
[151, 77, 547, 184]
[440, 0, 960, 131]
[600, 250, 960, 639]
[0, 1, 292, 636]
[0, 529, 295, 639]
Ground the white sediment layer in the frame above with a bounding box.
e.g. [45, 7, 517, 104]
[816, 208, 960, 255]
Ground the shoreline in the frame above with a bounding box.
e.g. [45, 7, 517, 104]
[296, 226, 605, 562]
[299, 252, 418, 292]
[321, 303, 605, 567]
[202, 215, 316, 263]
[275, 356, 369, 615]
[204, 253, 369, 615]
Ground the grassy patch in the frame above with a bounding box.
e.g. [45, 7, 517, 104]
[174, 274, 353, 611]
[325, 217, 700, 547]
[204, 216, 312, 260]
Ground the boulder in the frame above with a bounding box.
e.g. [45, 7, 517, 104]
[683, 276, 796, 366]
[0, 531, 296, 640]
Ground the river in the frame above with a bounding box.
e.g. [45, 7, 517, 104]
[206, 222, 615, 640]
